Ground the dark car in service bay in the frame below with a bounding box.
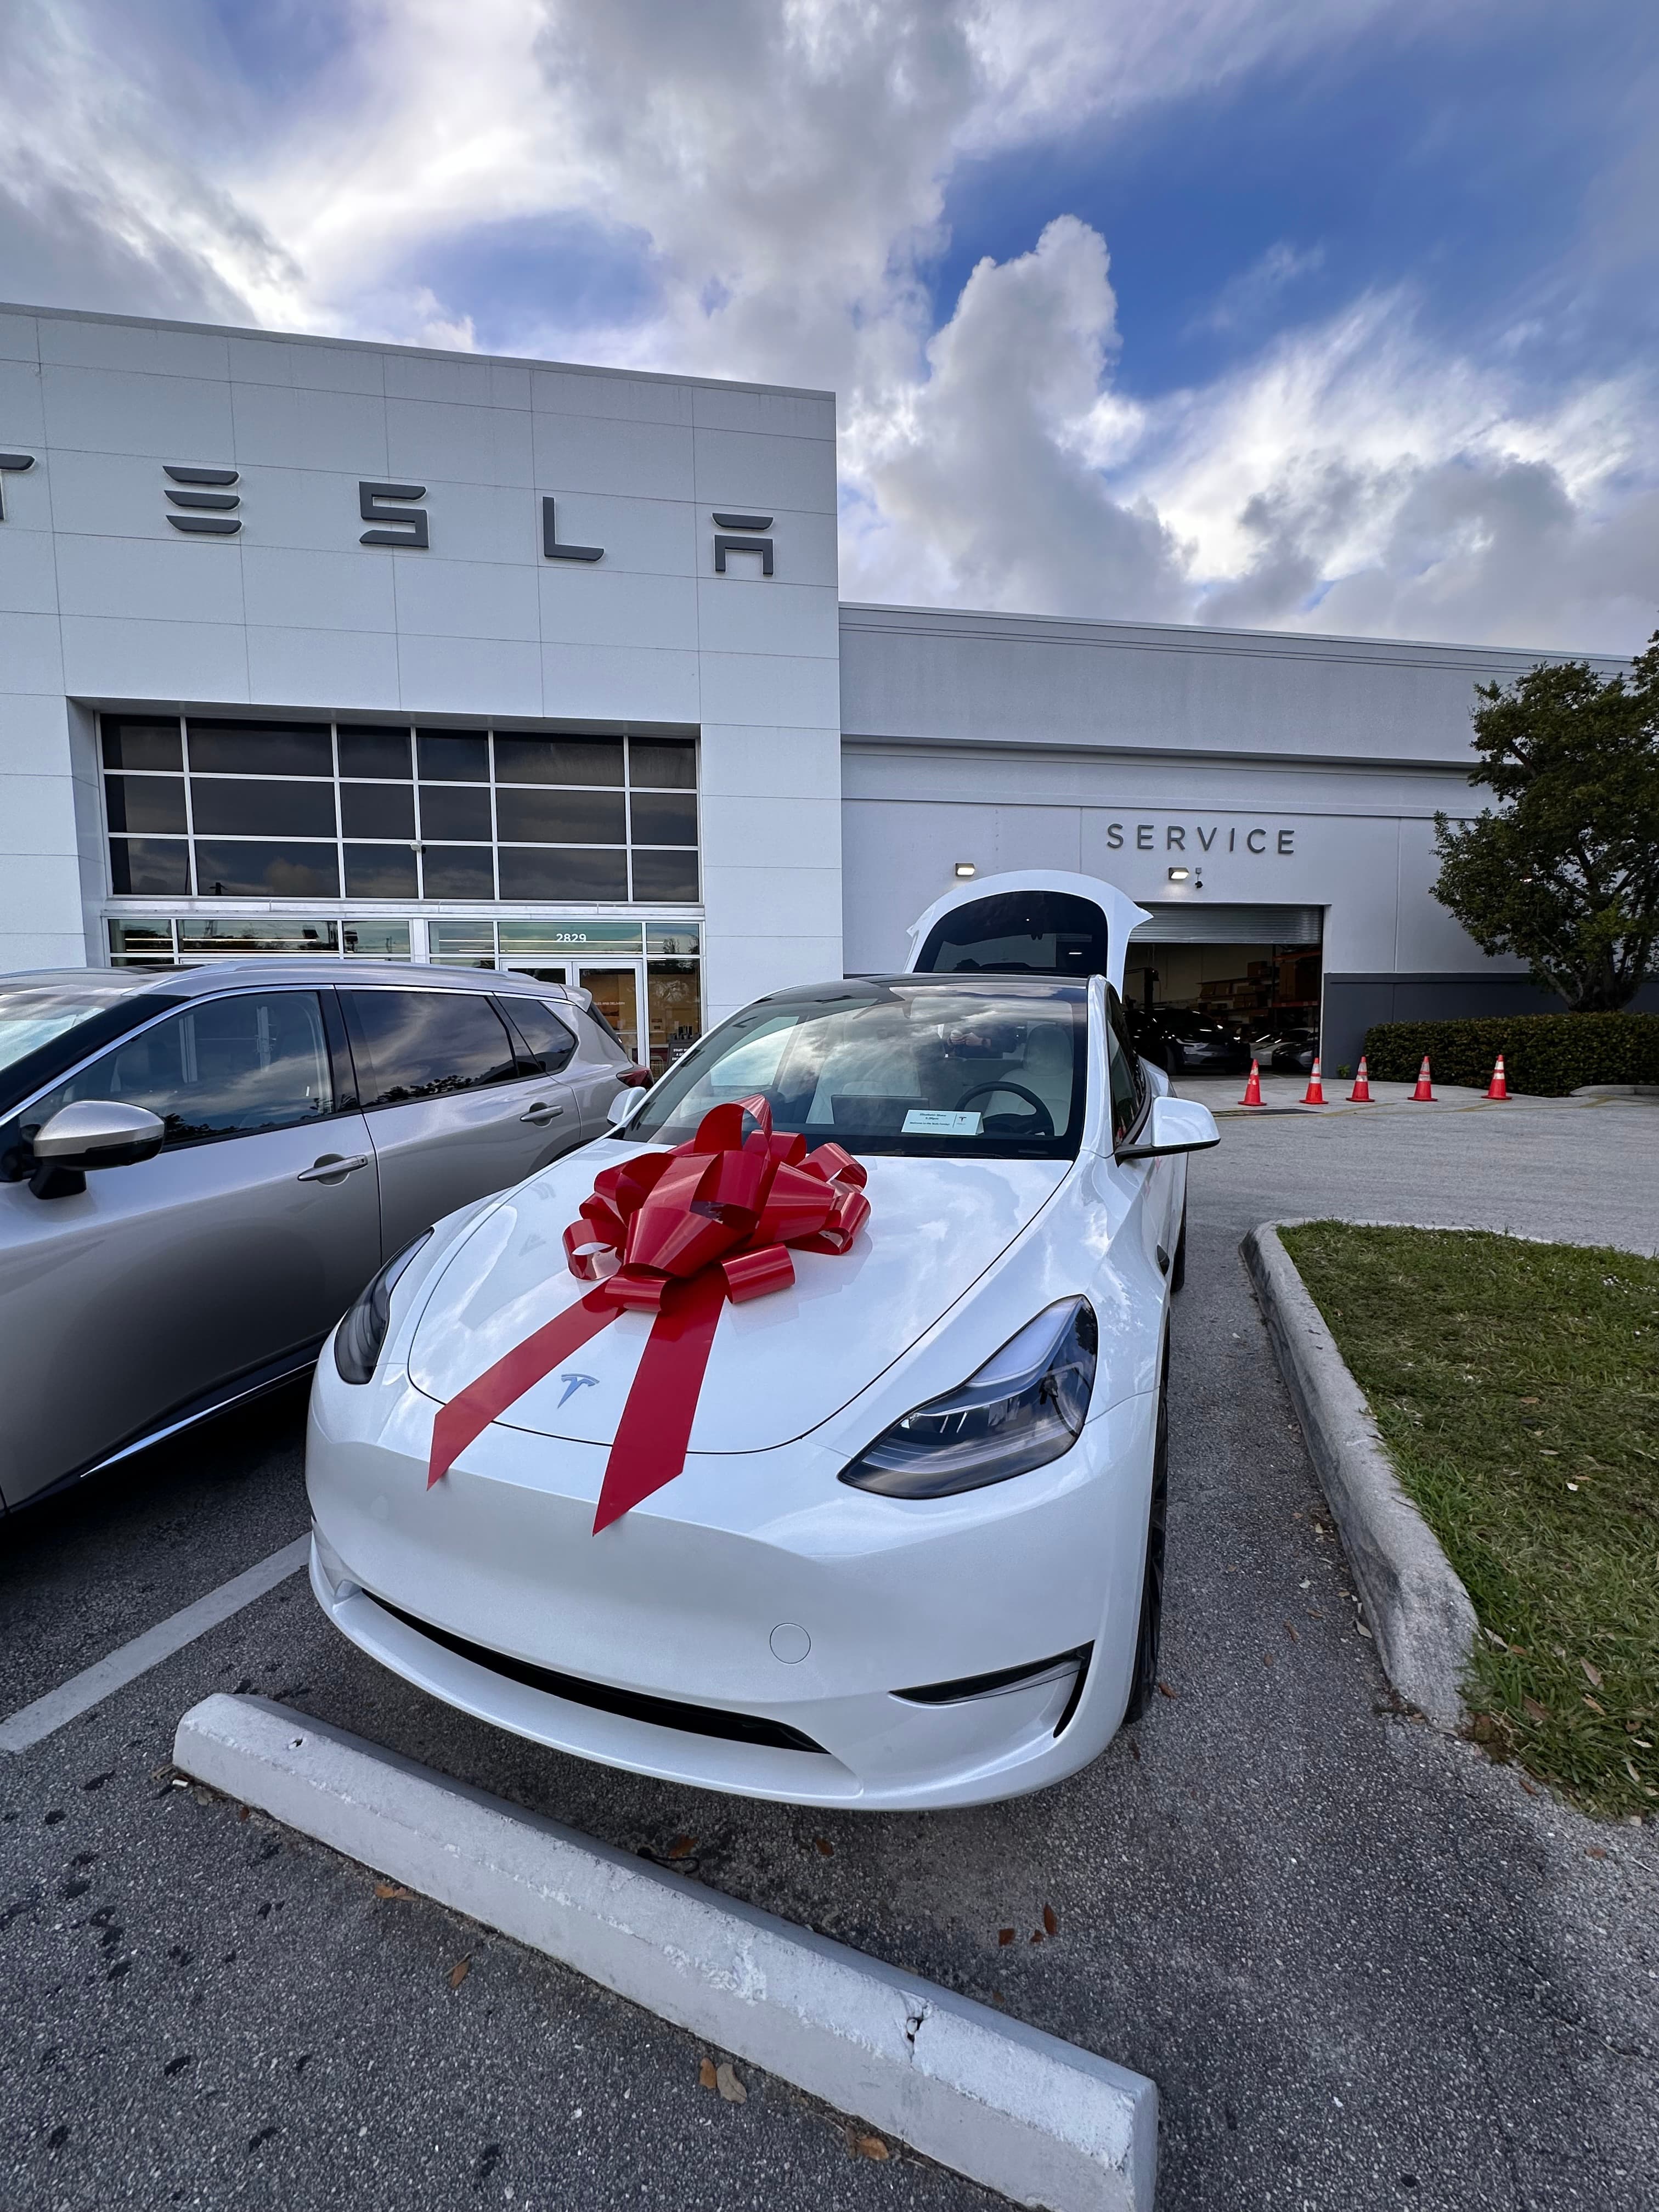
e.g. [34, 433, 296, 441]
[0, 961, 644, 1513]
[1127, 1005, 1251, 1077]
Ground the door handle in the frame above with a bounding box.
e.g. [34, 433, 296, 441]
[520, 1103, 566, 1125]
[297, 1154, 370, 1182]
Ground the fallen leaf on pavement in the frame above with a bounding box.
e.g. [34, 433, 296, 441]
[667, 1835, 696, 1859]
[1156, 1681, 1177, 1700]
[715, 2062, 747, 2104]
[997, 1927, 1015, 1946]
[1586, 1847, 1607, 1860]
[1284, 1623, 1299, 1643]
[1029, 1929, 1044, 1945]
[1042, 1904, 1058, 1937]
[373, 1883, 416, 1900]
[855, 2135, 890, 2160]
[448, 1956, 471, 1990]
[814, 1837, 834, 1857]
[698, 2058, 718, 2091]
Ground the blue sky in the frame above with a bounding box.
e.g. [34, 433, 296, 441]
[2, 0, 1656, 650]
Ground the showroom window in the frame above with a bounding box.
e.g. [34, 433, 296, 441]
[100, 716, 699, 906]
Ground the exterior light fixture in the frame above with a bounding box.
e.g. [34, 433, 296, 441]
[1167, 866, 1190, 883]
[953, 861, 976, 878]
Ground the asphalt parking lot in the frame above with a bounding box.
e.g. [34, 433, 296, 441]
[3, 1094, 1656, 2211]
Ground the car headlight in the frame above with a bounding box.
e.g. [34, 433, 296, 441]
[839, 1299, 1097, 1499]
[333, 1230, 433, 1385]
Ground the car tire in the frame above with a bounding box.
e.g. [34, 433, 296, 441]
[1122, 1357, 1169, 1725]
[1171, 1205, 1187, 1294]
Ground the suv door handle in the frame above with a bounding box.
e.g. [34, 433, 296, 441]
[297, 1154, 370, 1183]
[521, 1102, 565, 1125]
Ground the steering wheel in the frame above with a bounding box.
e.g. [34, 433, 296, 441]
[952, 1081, 1054, 1138]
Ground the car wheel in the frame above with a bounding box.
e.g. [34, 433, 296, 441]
[1170, 1205, 1187, 1294]
[1122, 1359, 1169, 1725]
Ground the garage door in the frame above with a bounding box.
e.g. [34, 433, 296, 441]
[1130, 904, 1323, 945]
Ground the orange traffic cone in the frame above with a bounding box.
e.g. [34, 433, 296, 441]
[1302, 1057, 1325, 1105]
[1349, 1056, 1372, 1102]
[1240, 1059, 1263, 1107]
[1486, 1054, 1509, 1100]
[1410, 1055, 1435, 1102]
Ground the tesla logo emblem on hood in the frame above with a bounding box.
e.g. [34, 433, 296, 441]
[557, 1372, 599, 1407]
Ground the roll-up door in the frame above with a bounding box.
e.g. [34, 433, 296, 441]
[1130, 904, 1323, 945]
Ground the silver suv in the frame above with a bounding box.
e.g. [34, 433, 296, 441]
[0, 961, 641, 1513]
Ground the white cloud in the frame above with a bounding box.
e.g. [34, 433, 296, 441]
[0, 0, 1654, 654]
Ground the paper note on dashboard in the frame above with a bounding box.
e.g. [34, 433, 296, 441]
[901, 1109, 984, 1136]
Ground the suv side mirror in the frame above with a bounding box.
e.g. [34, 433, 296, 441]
[29, 1102, 166, 1199]
[1115, 1093, 1220, 1162]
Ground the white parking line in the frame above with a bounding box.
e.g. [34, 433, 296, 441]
[0, 1535, 311, 1756]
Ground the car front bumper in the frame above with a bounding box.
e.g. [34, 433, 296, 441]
[306, 1362, 1157, 1811]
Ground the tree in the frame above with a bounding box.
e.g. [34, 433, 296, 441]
[1432, 625, 1659, 1012]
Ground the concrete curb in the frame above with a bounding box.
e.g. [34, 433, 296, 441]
[1241, 1223, 1478, 1728]
[174, 1694, 1157, 2212]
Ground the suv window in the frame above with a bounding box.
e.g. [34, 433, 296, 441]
[21, 991, 333, 1146]
[1105, 988, 1147, 1145]
[342, 990, 518, 1108]
[501, 998, 577, 1076]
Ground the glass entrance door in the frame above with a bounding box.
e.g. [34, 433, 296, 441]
[503, 960, 645, 1064]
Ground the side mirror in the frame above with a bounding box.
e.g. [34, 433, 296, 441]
[606, 1086, 647, 1129]
[29, 1101, 166, 1199]
[1115, 1093, 1219, 1162]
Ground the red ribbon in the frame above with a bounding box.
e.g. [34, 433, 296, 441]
[426, 1095, 870, 1532]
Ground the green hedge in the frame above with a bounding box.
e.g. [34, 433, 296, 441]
[1361, 1013, 1659, 1096]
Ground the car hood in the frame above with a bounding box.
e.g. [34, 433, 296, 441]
[406, 1142, 1070, 1454]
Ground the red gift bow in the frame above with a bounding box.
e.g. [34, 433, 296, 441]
[426, 1094, 870, 1532]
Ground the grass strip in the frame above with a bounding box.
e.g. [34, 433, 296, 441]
[1278, 1224, 1658, 1821]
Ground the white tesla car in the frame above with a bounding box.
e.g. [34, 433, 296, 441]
[307, 877, 1217, 1809]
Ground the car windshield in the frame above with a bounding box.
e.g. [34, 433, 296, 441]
[627, 980, 1088, 1159]
[0, 980, 139, 1078]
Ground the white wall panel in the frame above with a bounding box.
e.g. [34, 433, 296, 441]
[537, 567, 699, 652]
[692, 427, 837, 514]
[241, 546, 397, 634]
[0, 611, 65, 692]
[55, 533, 246, 627]
[0, 311, 40, 362]
[695, 576, 839, 659]
[0, 356, 46, 441]
[396, 633, 543, 718]
[0, 524, 58, 614]
[698, 652, 840, 730]
[386, 396, 534, 488]
[531, 368, 692, 425]
[532, 411, 695, 500]
[230, 381, 390, 474]
[42, 364, 235, 459]
[244, 626, 402, 710]
[539, 642, 701, 725]
[59, 615, 249, 702]
[699, 726, 843, 802]
[393, 557, 541, 645]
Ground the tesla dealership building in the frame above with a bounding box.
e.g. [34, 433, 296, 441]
[0, 301, 1640, 1074]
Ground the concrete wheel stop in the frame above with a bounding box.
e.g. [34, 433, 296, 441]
[174, 1693, 1158, 2211]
